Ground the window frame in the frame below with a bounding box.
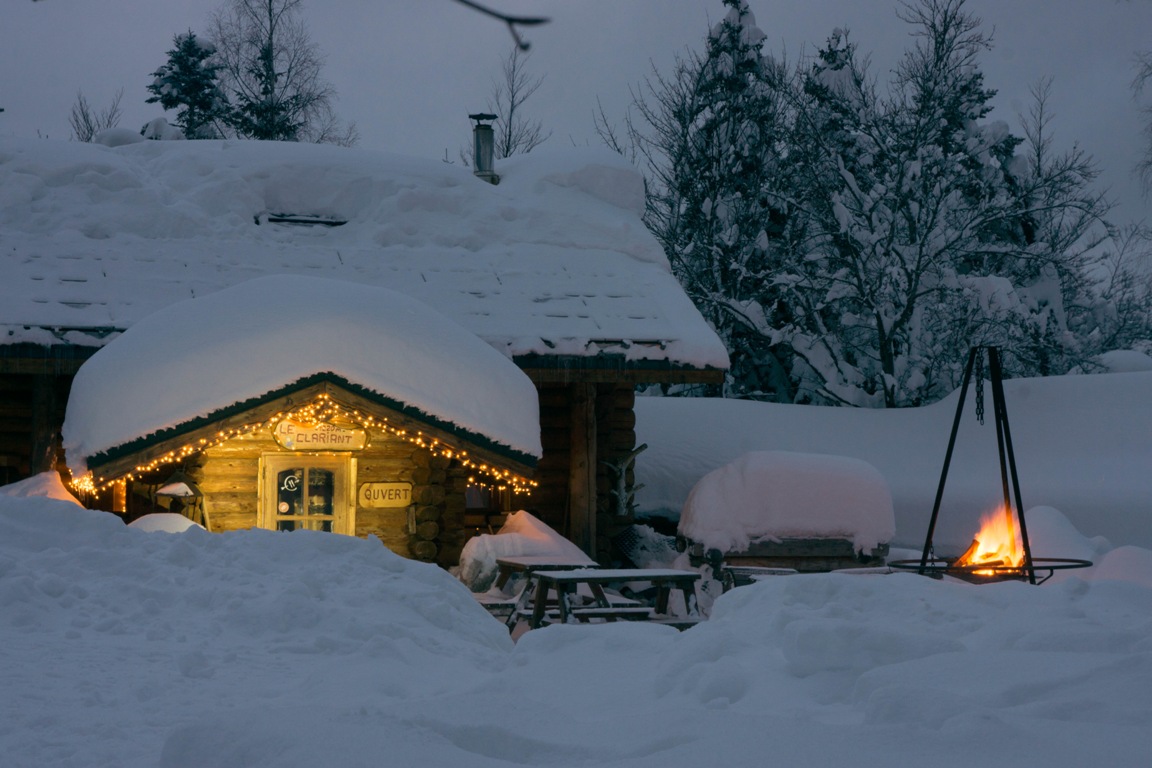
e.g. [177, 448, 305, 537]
[259, 452, 356, 535]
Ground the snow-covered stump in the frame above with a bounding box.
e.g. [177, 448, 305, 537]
[677, 450, 895, 574]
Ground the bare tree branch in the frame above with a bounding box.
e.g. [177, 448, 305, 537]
[450, 0, 549, 50]
[69, 89, 123, 142]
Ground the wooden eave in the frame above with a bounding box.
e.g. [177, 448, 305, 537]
[0, 343, 101, 375]
[513, 352, 726, 385]
[84, 373, 537, 483]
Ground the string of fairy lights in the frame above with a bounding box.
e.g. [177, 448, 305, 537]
[70, 392, 538, 498]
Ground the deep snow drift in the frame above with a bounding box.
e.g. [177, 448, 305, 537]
[1, 488, 1150, 767]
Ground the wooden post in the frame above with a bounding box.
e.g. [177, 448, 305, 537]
[29, 373, 57, 475]
[568, 383, 597, 556]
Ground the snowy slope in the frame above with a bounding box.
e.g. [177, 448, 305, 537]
[1, 490, 1150, 767]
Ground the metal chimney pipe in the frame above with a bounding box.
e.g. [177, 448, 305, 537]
[469, 113, 500, 185]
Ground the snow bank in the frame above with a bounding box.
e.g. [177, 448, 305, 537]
[3, 489, 1151, 766]
[679, 451, 895, 554]
[62, 274, 541, 473]
[457, 510, 595, 590]
[0, 471, 82, 505]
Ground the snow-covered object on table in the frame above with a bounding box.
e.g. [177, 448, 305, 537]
[457, 510, 595, 591]
[127, 513, 204, 533]
[0, 471, 83, 505]
[679, 450, 895, 556]
[63, 274, 541, 475]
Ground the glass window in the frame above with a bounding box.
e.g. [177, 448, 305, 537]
[263, 455, 352, 535]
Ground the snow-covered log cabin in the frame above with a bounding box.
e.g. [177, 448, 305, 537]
[0, 136, 728, 565]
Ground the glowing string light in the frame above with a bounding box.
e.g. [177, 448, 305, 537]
[71, 392, 537, 498]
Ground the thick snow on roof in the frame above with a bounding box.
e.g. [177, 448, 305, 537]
[0, 137, 728, 369]
[62, 275, 542, 473]
[635, 371, 1152, 552]
[680, 451, 895, 554]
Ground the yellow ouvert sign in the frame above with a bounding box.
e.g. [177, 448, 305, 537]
[272, 420, 367, 451]
[359, 482, 413, 508]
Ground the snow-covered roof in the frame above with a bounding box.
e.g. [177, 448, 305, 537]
[62, 275, 542, 475]
[0, 137, 729, 372]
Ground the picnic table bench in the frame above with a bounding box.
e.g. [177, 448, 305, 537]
[491, 556, 598, 629]
[528, 568, 702, 629]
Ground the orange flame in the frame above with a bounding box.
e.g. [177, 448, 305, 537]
[954, 507, 1024, 573]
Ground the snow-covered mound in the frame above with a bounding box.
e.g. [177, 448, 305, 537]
[0, 137, 728, 369]
[62, 274, 542, 473]
[3, 490, 1151, 767]
[457, 509, 594, 591]
[636, 371, 1152, 552]
[0, 471, 82, 505]
[679, 451, 895, 554]
[127, 513, 204, 533]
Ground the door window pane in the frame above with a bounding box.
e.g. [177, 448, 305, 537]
[270, 463, 341, 533]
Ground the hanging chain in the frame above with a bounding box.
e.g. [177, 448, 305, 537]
[974, 351, 985, 425]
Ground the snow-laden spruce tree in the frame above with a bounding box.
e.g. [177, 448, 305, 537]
[779, 1, 1031, 406]
[146, 31, 229, 139]
[621, 0, 1134, 406]
[779, 0, 1116, 406]
[633, 0, 796, 399]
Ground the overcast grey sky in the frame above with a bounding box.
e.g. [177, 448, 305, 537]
[2, 0, 1150, 224]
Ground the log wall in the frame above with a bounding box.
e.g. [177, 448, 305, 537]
[530, 382, 638, 563]
[127, 423, 469, 568]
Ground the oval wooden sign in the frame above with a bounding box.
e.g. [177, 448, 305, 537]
[273, 420, 367, 451]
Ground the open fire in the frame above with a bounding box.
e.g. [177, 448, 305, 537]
[953, 507, 1024, 575]
[889, 347, 1092, 583]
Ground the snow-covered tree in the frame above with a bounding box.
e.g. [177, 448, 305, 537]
[781, 1, 1033, 406]
[146, 31, 229, 139]
[624, 0, 1128, 407]
[632, 0, 795, 398]
[1135, 49, 1152, 194]
[208, 0, 356, 145]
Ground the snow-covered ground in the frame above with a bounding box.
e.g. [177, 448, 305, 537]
[4, 450, 1151, 766]
[636, 370, 1152, 554]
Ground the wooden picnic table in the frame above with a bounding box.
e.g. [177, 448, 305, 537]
[492, 555, 598, 630]
[493, 555, 596, 591]
[529, 568, 702, 629]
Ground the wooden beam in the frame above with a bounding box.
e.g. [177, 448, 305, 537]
[29, 373, 56, 474]
[568, 383, 597, 556]
[521, 367, 724, 385]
